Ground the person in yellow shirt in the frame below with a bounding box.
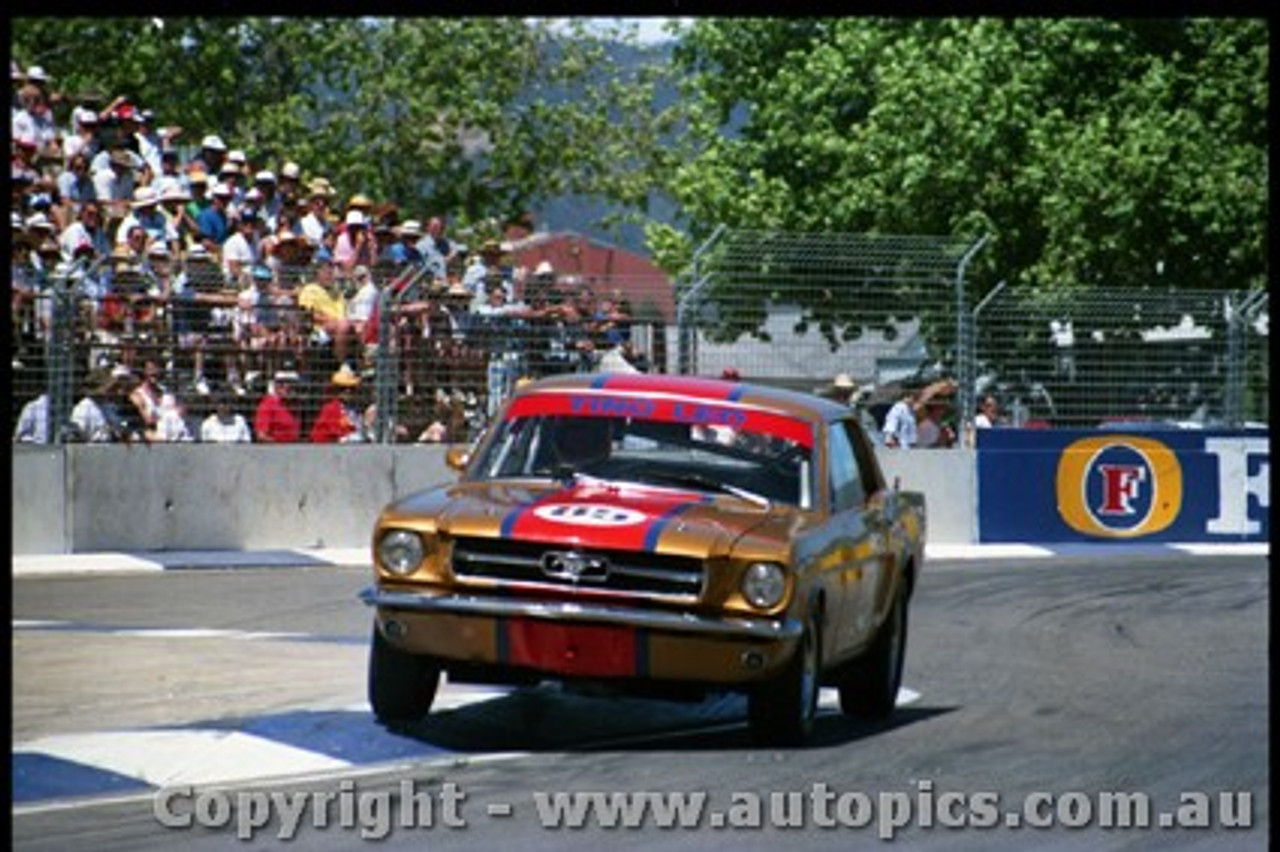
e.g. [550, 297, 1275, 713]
[296, 247, 354, 367]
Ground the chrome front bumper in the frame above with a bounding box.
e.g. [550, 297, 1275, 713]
[358, 585, 802, 642]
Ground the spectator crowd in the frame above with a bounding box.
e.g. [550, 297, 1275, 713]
[11, 60, 649, 445]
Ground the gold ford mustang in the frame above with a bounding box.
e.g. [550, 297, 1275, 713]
[359, 372, 926, 745]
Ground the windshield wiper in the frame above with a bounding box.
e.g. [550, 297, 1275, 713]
[637, 471, 771, 508]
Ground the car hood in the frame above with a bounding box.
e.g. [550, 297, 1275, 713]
[384, 478, 800, 559]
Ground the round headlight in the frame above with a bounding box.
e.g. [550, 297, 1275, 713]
[378, 530, 425, 576]
[741, 562, 787, 609]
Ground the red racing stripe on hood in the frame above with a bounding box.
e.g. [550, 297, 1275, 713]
[498, 480, 709, 551]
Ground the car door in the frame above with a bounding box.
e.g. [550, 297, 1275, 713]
[825, 417, 889, 660]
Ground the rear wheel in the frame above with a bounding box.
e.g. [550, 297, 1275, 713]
[368, 623, 440, 724]
[838, 587, 907, 719]
[748, 608, 821, 746]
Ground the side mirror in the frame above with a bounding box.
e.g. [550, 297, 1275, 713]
[445, 445, 471, 472]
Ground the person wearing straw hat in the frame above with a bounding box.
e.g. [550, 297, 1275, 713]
[309, 363, 366, 443]
[157, 181, 196, 255]
[115, 185, 165, 246]
[387, 219, 424, 267]
[183, 168, 211, 220]
[299, 178, 335, 247]
[93, 146, 139, 221]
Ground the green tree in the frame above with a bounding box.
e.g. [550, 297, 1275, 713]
[654, 16, 1267, 302]
[13, 16, 672, 233]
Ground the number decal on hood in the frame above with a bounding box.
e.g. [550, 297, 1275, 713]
[532, 503, 648, 527]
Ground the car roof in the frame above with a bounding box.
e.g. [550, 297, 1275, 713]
[514, 372, 850, 423]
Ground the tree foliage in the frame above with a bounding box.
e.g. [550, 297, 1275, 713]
[653, 17, 1268, 301]
[12, 16, 672, 235]
[14, 16, 1267, 303]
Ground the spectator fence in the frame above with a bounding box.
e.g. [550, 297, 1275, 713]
[674, 229, 1267, 431]
[11, 237, 1268, 446]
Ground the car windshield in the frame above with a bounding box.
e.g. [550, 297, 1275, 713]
[469, 393, 816, 509]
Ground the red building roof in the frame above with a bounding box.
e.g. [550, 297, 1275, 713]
[507, 231, 676, 323]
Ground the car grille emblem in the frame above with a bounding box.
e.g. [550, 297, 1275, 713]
[540, 550, 611, 584]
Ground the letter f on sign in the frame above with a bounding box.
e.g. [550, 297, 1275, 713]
[1097, 464, 1145, 516]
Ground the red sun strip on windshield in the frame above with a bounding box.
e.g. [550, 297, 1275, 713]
[505, 393, 814, 448]
[590, 373, 742, 400]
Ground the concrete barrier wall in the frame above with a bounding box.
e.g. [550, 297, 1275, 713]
[11, 445, 979, 554]
[877, 448, 976, 544]
[12, 447, 68, 554]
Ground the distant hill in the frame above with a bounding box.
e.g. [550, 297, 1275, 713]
[531, 39, 682, 257]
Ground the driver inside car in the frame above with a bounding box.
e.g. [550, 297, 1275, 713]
[547, 416, 614, 471]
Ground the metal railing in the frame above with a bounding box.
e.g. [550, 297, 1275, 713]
[673, 229, 1267, 431]
[10, 260, 675, 445]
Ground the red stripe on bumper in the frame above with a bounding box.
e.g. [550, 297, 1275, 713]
[503, 618, 639, 678]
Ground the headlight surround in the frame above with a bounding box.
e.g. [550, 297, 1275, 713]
[378, 530, 426, 576]
[741, 561, 787, 609]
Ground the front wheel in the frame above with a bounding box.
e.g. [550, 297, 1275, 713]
[838, 587, 907, 719]
[368, 623, 440, 724]
[748, 608, 821, 746]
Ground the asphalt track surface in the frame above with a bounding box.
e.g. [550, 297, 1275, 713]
[11, 551, 1269, 850]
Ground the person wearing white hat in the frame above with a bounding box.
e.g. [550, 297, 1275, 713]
[195, 181, 234, 254]
[333, 207, 377, 273]
[157, 187, 192, 259]
[386, 219, 424, 267]
[62, 107, 100, 165]
[251, 170, 282, 231]
[221, 206, 261, 280]
[114, 186, 165, 246]
[253, 367, 302, 443]
[192, 134, 228, 179]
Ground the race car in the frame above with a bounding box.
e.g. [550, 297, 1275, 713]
[359, 372, 926, 745]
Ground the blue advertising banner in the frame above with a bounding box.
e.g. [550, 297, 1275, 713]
[977, 429, 1270, 543]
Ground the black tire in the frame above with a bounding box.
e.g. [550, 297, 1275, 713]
[748, 607, 821, 746]
[368, 623, 440, 724]
[838, 587, 907, 719]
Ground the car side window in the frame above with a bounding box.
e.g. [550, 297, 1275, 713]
[828, 421, 866, 512]
[846, 418, 885, 496]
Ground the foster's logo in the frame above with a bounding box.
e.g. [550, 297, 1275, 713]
[1056, 436, 1184, 538]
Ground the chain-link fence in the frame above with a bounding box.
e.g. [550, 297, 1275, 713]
[673, 229, 1267, 432]
[676, 229, 989, 418]
[10, 257, 674, 445]
[974, 284, 1269, 428]
[10, 233, 1268, 446]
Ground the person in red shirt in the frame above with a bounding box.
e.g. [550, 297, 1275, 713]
[309, 364, 366, 443]
[253, 370, 302, 442]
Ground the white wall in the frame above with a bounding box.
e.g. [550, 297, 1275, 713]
[11, 445, 979, 554]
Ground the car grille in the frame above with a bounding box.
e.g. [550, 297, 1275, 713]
[450, 537, 705, 601]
